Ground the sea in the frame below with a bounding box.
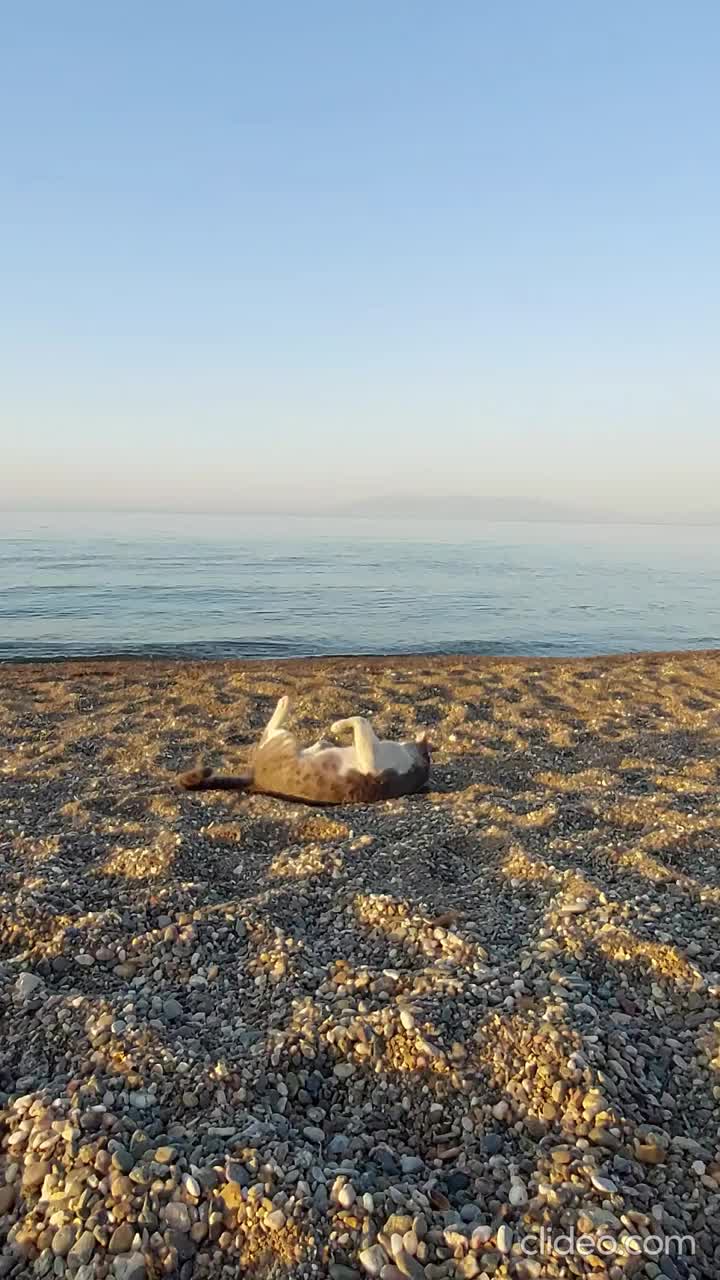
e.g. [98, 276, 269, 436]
[1, 511, 719, 662]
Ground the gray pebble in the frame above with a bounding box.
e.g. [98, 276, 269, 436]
[304, 1125, 325, 1144]
[51, 1226, 76, 1257]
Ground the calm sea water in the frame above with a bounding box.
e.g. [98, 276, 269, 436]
[1, 511, 719, 661]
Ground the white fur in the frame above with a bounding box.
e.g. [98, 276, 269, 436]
[330, 716, 420, 775]
[260, 699, 422, 778]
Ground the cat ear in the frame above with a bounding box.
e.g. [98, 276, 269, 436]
[415, 728, 428, 744]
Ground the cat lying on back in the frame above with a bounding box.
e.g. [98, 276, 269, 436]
[178, 695, 431, 805]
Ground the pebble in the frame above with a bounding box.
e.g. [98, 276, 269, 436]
[113, 1256, 146, 1280]
[445, 1228, 469, 1251]
[0, 1185, 15, 1214]
[374, 1148, 400, 1176]
[445, 1170, 470, 1194]
[14, 972, 43, 999]
[153, 1145, 176, 1164]
[458, 1259, 481, 1279]
[68, 1231, 96, 1266]
[23, 1160, 50, 1188]
[591, 1173, 618, 1194]
[508, 1179, 528, 1206]
[636, 1141, 666, 1164]
[164, 1201, 191, 1232]
[402, 1229, 418, 1255]
[109, 1224, 135, 1254]
[304, 1125, 325, 1144]
[496, 1224, 513, 1254]
[334, 1062, 356, 1080]
[359, 1245, 389, 1275]
[111, 1146, 135, 1173]
[51, 1225, 76, 1257]
[394, 1249, 426, 1279]
[480, 1134, 503, 1155]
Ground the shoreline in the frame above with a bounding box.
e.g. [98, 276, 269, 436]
[2, 644, 719, 675]
[1, 650, 719, 1278]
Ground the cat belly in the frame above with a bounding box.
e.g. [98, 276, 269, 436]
[253, 756, 430, 805]
[252, 730, 429, 805]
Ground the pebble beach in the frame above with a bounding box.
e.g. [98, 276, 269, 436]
[1, 650, 719, 1280]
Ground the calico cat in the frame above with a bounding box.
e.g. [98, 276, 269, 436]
[178, 695, 431, 805]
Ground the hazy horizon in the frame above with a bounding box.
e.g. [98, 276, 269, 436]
[3, 2, 719, 517]
[3, 494, 720, 527]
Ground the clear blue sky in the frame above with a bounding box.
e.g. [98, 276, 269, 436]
[2, 1, 718, 517]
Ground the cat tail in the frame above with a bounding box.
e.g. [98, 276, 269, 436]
[178, 760, 253, 792]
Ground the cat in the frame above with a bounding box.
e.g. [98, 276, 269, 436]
[178, 695, 431, 805]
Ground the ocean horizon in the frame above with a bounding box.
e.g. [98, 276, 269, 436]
[1, 510, 719, 663]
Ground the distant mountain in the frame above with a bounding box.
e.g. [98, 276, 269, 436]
[7, 497, 719, 524]
[334, 495, 606, 522]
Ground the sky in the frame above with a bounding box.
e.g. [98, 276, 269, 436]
[1, 1, 719, 520]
